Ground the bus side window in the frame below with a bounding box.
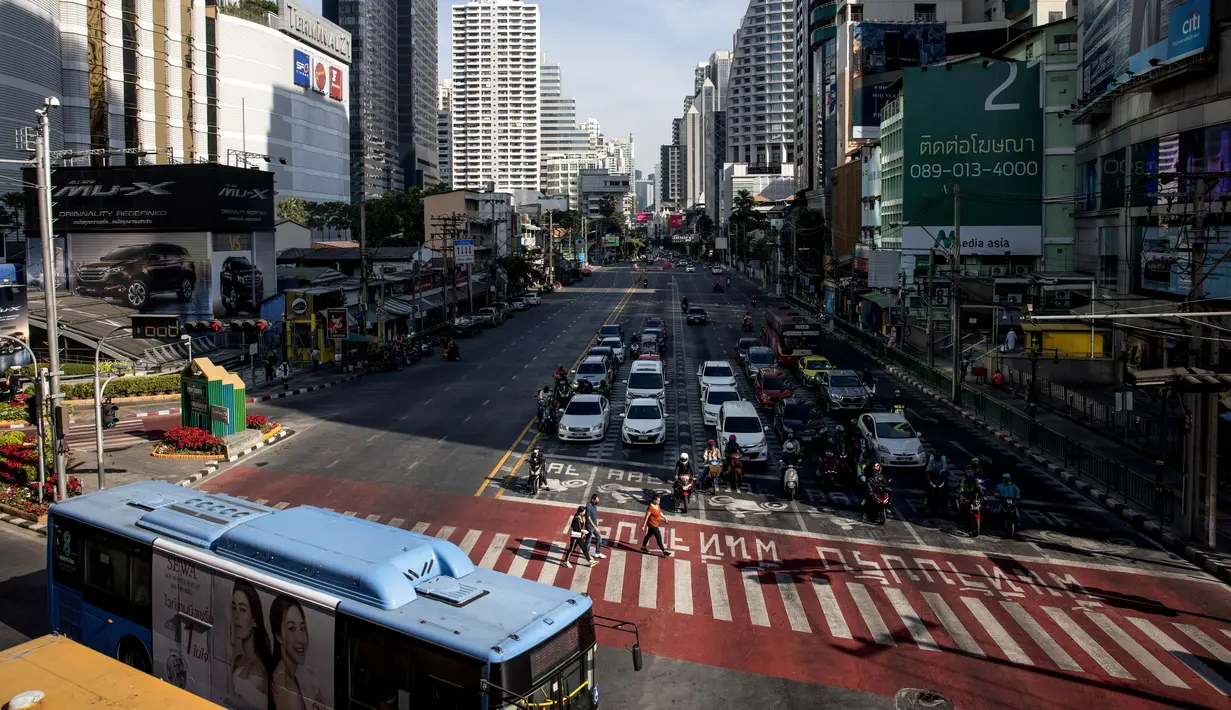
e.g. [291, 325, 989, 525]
[347, 620, 414, 710]
[83, 534, 152, 623]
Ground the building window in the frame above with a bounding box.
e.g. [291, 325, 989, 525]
[1048, 11, 1063, 22]
[913, 4, 936, 22]
[1055, 34, 1077, 52]
[849, 4, 863, 21]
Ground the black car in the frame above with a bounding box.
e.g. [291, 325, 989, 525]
[219, 255, 264, 315]
[734, 337, 759, 363]
[686, 307, 708, 325]
[597, 323, 624, 341]
[774, 399, 825, 446]
[74, 243, 197, 309]
[450, 316, 483, 337]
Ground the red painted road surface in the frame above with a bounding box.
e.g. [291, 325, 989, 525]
[202, 467, 1231, 710]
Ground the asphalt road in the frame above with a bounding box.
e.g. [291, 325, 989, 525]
[0, 525, 50, 651]
[181, 263, 1231, 709]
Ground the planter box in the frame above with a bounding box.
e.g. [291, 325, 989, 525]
[0, 501, 47, 524]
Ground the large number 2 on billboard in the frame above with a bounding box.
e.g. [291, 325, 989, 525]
[984, 63, 1020, 112]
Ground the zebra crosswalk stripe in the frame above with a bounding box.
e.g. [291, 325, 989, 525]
[479, 533, 508, 570]
[639, 554, 659, 609]
[741, 568, 771, 628]
[707, 564, 732, 622]
[885, 587, 938, 651]
[1130, 618, 1228, 695]
[1043, 607, 1133, 679]
[1002, 602, 1082, 672]
[811, 577, 852, 639]
[963, 597, 1032, 665]
[604, 550, 627, 603]
[847, 582, 894, 646]
[410, 521, 429, 534]
[775, 572, 811, 634]
[435, 525, 455, 541]
[538, 542, 565, 585]
[922, 592, 984, 657]
[507, 538, 536, 579]
[673, 558, 693, 615]
[458, 529, 482, 557]
[1088, 612, 1188, 688]
[1174, 623, 1231, 666]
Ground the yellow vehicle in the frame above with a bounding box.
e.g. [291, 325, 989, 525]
[0, 635, 223, 709]
[798, 355, 835, 385]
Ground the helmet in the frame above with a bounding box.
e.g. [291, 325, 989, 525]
[872, 463, 882, 472]
[708, 439, 716, 445]
[533, 445, 541, 454]
[1002, 473, 1012, 481]
[895, 388, 901, 395]
[971, 457, 980, 466]
[786, 429, 797, 439]
[680, 453, 689, 462]
[729, 434, 738, 441]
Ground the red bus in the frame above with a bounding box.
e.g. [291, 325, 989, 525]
[763, 307, 822, 364]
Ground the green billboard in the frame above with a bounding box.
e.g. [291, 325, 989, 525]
[901, 60, 1042, 256]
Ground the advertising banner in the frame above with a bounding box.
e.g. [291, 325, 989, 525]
[211, 233, 276, 317]
[603, 236, 621, 247]
[325, 307, 347, 339]
[312, 57, 327, 94]
[151, 547, 336, 710]
[25, 235, 67, 292]
[328, 66, 343, 101]
[901, 60, 1043, 256]
[64, 233, 213, 314]
[1081, 0, 1211, 98]
[454, 238, 475, 265]
[850, 22, 946, 139]
[0, 265, 31, 369]
[635, 212, 652, 223]
[293, 50, 310, 87]
[668, 215, 684, 228]
[1138, 225, 1231, 298]
[25, 164, 275, 233]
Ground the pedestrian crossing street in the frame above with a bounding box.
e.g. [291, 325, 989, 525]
[233, 494, 1231, 698]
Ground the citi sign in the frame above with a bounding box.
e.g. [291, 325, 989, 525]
[1181, 9, 1201, 36]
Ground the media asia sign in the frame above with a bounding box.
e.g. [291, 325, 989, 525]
[23, 164, 276, 233]
[278, 0, 351, 62]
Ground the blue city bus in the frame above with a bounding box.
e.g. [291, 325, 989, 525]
[47, 480, 640, 709]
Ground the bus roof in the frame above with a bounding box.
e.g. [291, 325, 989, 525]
[51, 481, 592, 663]
[0, 635, 223, 709]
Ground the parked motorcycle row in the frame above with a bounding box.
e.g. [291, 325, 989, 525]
[365, 336, 448, 372]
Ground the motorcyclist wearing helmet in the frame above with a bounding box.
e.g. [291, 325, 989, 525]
[528, 445, 549, 491]
[597, 379, 612, 396]
[724, 434, 743, 474]
[993, 472, 1021, 514]
[702, 439, 723, 489]
[957, 468, 983, 511]
[862, 367, 875, 391]
[554, 364, 567, 379]
[782, 429, 803, 467]
[537, 384, 552, 404]
[575, 378, 595, 395]
[892, 388, 906, 410]
[966, 457, 983, 479]
[862, 462, 886, 494]
[675, 452, 694, 481]
[926, 453, 948, 485]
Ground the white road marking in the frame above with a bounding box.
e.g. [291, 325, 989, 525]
[673, 558, 693, 615]
[458, 529, 482, 557]
[365, 514, 380, 522]
[255, 498, 269, 506]
[538, 542, 565, 585]
[774, 573, 811, 633]
[810, 578, 852, 639]
[479, 533, 509, 569]
[848, 583, 894, 646]
[407, 461, 420, 471]
[1129, 618, 1222, 693]
[389, 517, 405, 528]
[366, 433, 382, 442]
[411, 521, 430, 534]
[506, 538, 536, 578]
[570, 560, 592, 592]
[343, 511, 357, 517]
[435, 526, 455, 541]
[1088, 612, 1186, 687]
[604, 550, 627, 603]
[707, 564, 732, 621]
[963, 597, 1032, 665]
[424, 399, 433, 405]
[327, 460, 340, 468]
[885, 587, 939, 651]
[922, 592, 984, 657]
[1002, 602, 1082, 671]
[1042, 607, 1133, 679]
[482, 399, 490, 406]
[639, 554, 659, 608]
[274, 502, 290, 510]
[1174, 623, 1231, 665]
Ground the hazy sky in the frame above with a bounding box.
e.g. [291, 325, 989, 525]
[305, 0, 752, 178]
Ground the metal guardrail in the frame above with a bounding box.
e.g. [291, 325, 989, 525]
[811, 304, 1180, 524]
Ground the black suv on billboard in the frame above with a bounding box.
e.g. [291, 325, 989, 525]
[74, 243, 197, 310]
[219, 256, 264, 315]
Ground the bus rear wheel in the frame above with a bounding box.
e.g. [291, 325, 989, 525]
[118, 637, 152, 675]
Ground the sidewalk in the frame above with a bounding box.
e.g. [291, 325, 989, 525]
[107, 365, 364, 419]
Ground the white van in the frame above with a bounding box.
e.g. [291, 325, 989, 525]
[626, 360, 667, 400]
[717, 400, 767, 461]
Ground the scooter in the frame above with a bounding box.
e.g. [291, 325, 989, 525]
[537, 403, 558, 435]
[705, 458, 723, 490]
[642, 278, 649, 287]
[674, 474, 695, 513]
[1000, 497, 1020, 538]
[960, 490, 985, 537]
[780, 459, 799, 501]
[727, 452, 745, 486]
[926, 471, 949, 515]
[444, 345, 461, 362]
[527, 460, 547, 495]
[892, 403, 906, 417]
[713, 281, 724, 293]
[741, 318, 753, 332]
[819, 448, 841, 489]
[860, 476, 891, 525]
[751, 295, 758, 307]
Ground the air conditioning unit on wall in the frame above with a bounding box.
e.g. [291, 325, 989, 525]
[1054, 291, 1070, 307]
[990, 266, 1006, 277]
[1014, 265, 1029, 276]
[1006, 293, 1023, 304]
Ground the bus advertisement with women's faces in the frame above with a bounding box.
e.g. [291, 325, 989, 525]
[151, 546, 336, 710]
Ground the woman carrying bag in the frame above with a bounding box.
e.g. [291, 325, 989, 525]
[563, 506, 598, 569]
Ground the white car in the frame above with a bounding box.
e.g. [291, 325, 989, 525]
[523, 292, 542, 306]
[599, 336, 626, 363]
[711, 265, 723, 275]
[626, 360, 667, 401]
[620, 397, 668, 445]
[557, 394, 610, 442]
[510, 297, 529, 310]
[700, 384, 741, 427]
[697, 360, 737, 390]
[685, 265, 696, 273]
[717, 401, 768, 462]
[856, 412, 927, 468]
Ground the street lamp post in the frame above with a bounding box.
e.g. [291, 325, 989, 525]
[93, 325, 130, 491]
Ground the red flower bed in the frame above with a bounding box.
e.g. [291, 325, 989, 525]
[246, 414, 277, 434]
[0, 438, 42, 486]
[161, 425, 225, 455]
[0, 475, 83, 518]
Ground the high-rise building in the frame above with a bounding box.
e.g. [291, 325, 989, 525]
[659, 144, 683, 205]
[438, 83, 454, 189]
[671, 118, 682, 146]
[705, 111, 727, 222]
[398, 0, 439, 186]
[708, 50, 732, 110]
[325, 0, 402, 199]
[544, 151, 606, 210]
[683, 105, 703, 207]
[727, 0, 796, 167]
[693, 62, 709, 94]
[0, 0, 61, 187]
[580, 117, 602, 150]
[603, 135, 635, 177]
[451, 0, 541, 191]
[540, 58, 590, 156]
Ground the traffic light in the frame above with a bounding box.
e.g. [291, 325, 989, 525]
[102, 398, 119, 429]
[25, 392, 39, 425]
[185, 320, 223, 333]
[230, 319, 270, 344]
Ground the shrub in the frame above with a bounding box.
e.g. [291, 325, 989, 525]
[0, 438, 40, 486]
[49, 374, 181, 400]
[0, 475, 83, 518]
[246, 414, 267, 430]
[20, 362, 122, 378]
[0, 403, 25, 421]
[161, 425, 224, 455]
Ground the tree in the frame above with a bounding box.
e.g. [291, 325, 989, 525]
[498, 254, 543, 293]
[696, 214, 715, 237]
[730, 189, 768, 232]
[277, 196, 309, 225]
[546, 209, 582, 234]
[354, 187, 427, 246]
[0, 192, 24, 240]
[596, 195, 627, 236]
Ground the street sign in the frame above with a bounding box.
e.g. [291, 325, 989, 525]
[210, 404, 230, 424]
[454, 239, 475, 264]
[130, 314, 181, 340]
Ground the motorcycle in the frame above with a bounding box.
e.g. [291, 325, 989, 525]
[741, 317, 753, 332]
[681, 299, 690, 311]
[706, 458, 723, 489]
[537, 403, 558, 435]
[960, 488, 985, 537]
[416, 341, 434, 357]
[713, 281, 724, 293]
[819, 449, 840, 489]
[780, 459, 799, 501]
[892, 403, 906, 417]
[926, 471, 949, 515]
[674, 473, 695, 513]
[751, 295, 758, 307]
[1000, 497, 1020, 538]
[444, 344, 461, 362]
[527, 460, 547, 495]
[368, 349, 404, 372]
[727, 452, 745, 486]
[642, 278, 649, 287]
[861, 476, 891, 525]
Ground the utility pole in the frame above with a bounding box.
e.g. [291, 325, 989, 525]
[950, 185, 962, 404]
[35, 103, 67, 501]
[926, 248, 936, 367]
[359, 199, 368, 336]
[546, 210, 554, 286]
